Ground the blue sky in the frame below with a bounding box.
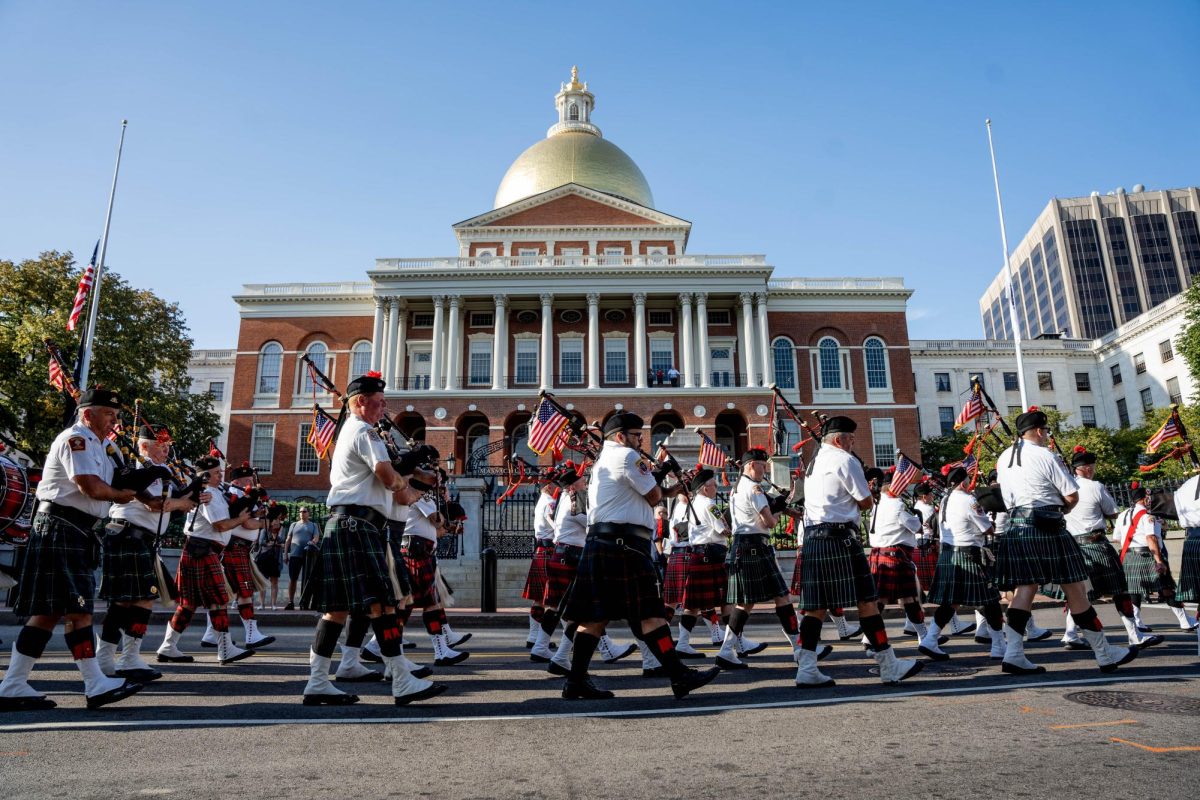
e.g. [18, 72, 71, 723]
[2, 2, 1198, 348]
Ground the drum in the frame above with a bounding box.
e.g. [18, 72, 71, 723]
[0, 455, 35, 543]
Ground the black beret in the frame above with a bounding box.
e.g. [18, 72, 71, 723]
[864, 467, 886, 483]
[822, 415, 857, 435]
[137, 424, 171, 442]
[743, 447, 769, 463]
[555, 468, 580, 488]
[228, 463, 255, 480]
[914, 481, 934, 495]
[346, 371, 386, 398]
[1071, 450, 1097, 468]
[690, 468, 715, 492]
[986, 468, 999, 484]
[195, 455, 220, 471]
[603, 412, 644, 436]
[1130, 482, 1147, 501]
[1016, 410, 1048, 435]
[946, 466, 968, 485]
[78, 387, 122, 409]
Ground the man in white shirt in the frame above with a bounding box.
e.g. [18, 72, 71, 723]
[1118, 482, 1197, 633]
[1159, 473, 1200, 654]
[675, 469, 731, 657]
[522, 477, 560, 647]
[866, 467, 936, 651]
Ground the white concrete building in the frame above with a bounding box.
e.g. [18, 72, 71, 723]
[187, 348, 235, 453]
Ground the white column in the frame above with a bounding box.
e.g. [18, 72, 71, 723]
[634, 292, 648, 389]
[539, 292, 554, 391]
[738, 292, 756, 387]
[429, 295, 445, 392]
[755, 291, 773, 387]
[696, 293, 710, 388]
[370, 297, 386, 372]
[587, 292, 601, 389]
[391, 299, 407, 388]
[492, 294, 508, 391]
[679, 292, 694, 388]
[445, 295, 462, 390]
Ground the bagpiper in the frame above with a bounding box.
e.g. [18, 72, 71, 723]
[523, 474, 560, 648]
[675, 469, 732, 658]
[1117, 483, 1197, 634]
[1153, 472, 1200, 655]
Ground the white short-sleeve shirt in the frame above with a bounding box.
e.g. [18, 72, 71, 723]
[913, 499, 939, 542]
[534, 490, 558, 542]
[731, 475, 771, 536]
[803, 444, 871, 525]
[1065, 476, 1118, 536]
[405, 496, 439, 542]
[1116, 504, 1161, 549]
[940, 489, 993, 548]
[109, 458, 175, 534]
[1174, 476, 1200, 528]
[996, 441, 1078, 509]
[869, 493, 921, 548]
[35, 422, 119, 519]
[680, 494, 730, 547]
[587, 441, 657, 532]
[188, 486, 232, 545]
[553, 489, 588, 547]
[326, 414, 392, 516]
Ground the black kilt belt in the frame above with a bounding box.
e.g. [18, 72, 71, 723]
[11, 511, 99, 616]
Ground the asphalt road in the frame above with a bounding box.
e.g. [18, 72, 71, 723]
[1, 605, 1198, 800]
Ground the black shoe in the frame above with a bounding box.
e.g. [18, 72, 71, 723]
[244, 636, 277, 649]
[155, 653, 194, 663]
[975, 635, 992, 645]
[448, 633, 472, 648]
[671, 666, 721, 699]
[1136, 634, 1165, 649]
[1137, 624, 1154, 633]
[954, 623, 977, 637]
[394, 683, 447, 705]
[816, 644, 833, 662]
[1099, 646, 1139, 674]
[738, 641, 769, 656]
[1063, 639, 1090, 650]
[200, 640, 217, 649]
[1001, 661, 1047, 676]
[547, 662, 570, 677]
[116, 667, 163, 683]
[677, 649, 707, 660]
[411, 665, 433, 679]
[434, 651, 469, 667]
[643, 665, 671, 678]
[530, 653, 552, 664]
[219, 648, 255, 666]
[602, 643, 637, 664]
[335, 670, 384, 683]
[918, 645, 950, 662]
[360, 649, 383, 663]
[284, 602, 295, 610]
[525, 640, 536, 649]
[401, 639, 417, 649]
[714, 655, 747, 671]
[563, 677, 615, 700]
[86, 680, 144, 710]
[1026, 629, 1054, 642]
[0, 695, 57, 712]
[302, 692, 360, 706]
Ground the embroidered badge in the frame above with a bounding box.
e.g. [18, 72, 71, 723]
[752, 485, 764, 494]
[150, 585, 158, 595]
[69, 436, 86, 452]
[367, 429, 381, 441]
[637, 460, 651, 475]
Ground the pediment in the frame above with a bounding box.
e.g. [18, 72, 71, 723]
[454, 184, 690, 230]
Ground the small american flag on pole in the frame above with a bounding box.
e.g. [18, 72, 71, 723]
[49, 357, 67, 393]
[954, 390, 985, 430]
[1146, 413, 1182, 454]
[67, 242, 99, 332]
[888, 452, 922, 496]
[698, 430, 728, 469]
[307, 404, 338, 459]
[528, 398, 570, 455]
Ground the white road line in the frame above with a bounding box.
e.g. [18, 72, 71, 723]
[1, 672, 1197, 733]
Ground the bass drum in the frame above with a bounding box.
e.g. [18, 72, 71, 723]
[0, 454, 37, 544]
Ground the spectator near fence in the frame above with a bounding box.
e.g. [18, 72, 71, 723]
[283, 508, 320, 610]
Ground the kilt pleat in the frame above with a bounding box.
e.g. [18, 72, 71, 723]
[682, 546, 728, 610]
[1123, 547, 1176, 599]
[402, 537, 439, 608]
[927, 545, 1000, 607]
[11, 512, 97, 616]
[176, 540, 229, 608]
[562, 536, 664, 623]
[303, 515, 397, 614]
[662, 549, 690, 606]
[869, 545, 921, 603]
[99, 530, 159, 603]
[1043, 534, 1127, 600]
[222, 539, 257, 599]
[789, 546, 804, 596]
[542, 544, 582, 610]
[993, 508, 1088, 591]
[726, 535, 789, 606]
[521, 541, 554, 602]
[797, 527, 877, 612]
[913, 541, 940, 594]
[1177, 530, 1200, 603]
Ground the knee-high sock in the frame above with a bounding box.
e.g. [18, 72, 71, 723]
[422, 608, 448, 636]
[860, 614, 890, 652]
[1114, 594, 1136, 619]
[540, 608, 562, 637]
[346, 613, 372, 648]
[981, 602, 1004, 632]
[530, 605, 545, 622]
[563, 622, 578, 642]
[238, 602, 255, 621]
[902, 601, 925, 625]
[1070, 606, 1103, 632]
[100, 605, 129, 645]
[727, 607, 750, 637]
[210, 608, 230, 632]
[774, 604, 799, 642]
[1006, 607, 1031, 635]
[370, 614, 402, 657]
[681, 613, 697, 632]
[16, 626, 52, 659]
[170, 605, 195, 633]
[640, 624, 686, 680]
[569, 632, 601, 680]
[64, 626, 96, 660]
[125, 605, 152, 639]
[312, 619, 344, 659]
[933, 604, 956, 629]
[799, 614, 823, 652]
[397, 606, 413, 625]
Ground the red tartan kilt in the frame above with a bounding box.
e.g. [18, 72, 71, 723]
[869, 545, 920, 602]
[789, 546, 804, 596]
[682, 552, 727, 610]
[222, 539, 256, 599]
[662, 550, 690, 606]
[177, 545, 229, 608]
[542, 546, 581, 609]
[402, 538, 439, 608]
[522, 542, 554, 602]
[913, 541, 940, 594]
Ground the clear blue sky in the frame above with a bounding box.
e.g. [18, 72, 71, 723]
[2, 2, 1198, 348]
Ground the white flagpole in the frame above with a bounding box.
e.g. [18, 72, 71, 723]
[79, 119, 128, 389]
[985, 118, 1029, 411]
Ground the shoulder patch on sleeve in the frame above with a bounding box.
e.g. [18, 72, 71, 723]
[69, 436, 86, 452]
[752, 485, 764, 494]
[367, 428, 381, 441]
[636, 459, 651, 475]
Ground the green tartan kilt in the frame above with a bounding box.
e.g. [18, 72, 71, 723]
[302, 514, 396, 614]
[99, 528, 159, 603]
[1123, 547, 1177, 599]
[796, 525, 877, 612]
[725, 535, 788, 605]
[11, 512, 97, 616]
[927, 545, 1000, 607]
[1042, 533, 1127, 601]
[993, 507, 1088, 591]
[1177, 529, 1200, 603]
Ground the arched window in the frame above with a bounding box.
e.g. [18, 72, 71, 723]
[512, 423, 537, 465]
[818, 337, 842, 389]
[772, 337, 796, 389]
[651, 423, 674, 453]
[256, 342, 282, 395]
[864, 337, 889, 389]
[300, 342, 328, 395]
[351, 341, 372, 377]
[465, 423, 490, 469]
[568, 102, 579, 121]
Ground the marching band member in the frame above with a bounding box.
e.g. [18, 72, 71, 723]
[676, 469, 731, 658]
[403, 475, 471, 666]
[662, 490, 701, 656]
[865, 468, 936, 653]
[1118, 484, 1197, 633]
[220, 464, 275, 649]
[1164, 472, 1200, 655]
[523, 475, 560, 648]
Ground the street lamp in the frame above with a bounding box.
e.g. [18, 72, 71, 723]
[446, 454, 456, 475]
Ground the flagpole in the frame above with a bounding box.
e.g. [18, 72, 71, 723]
[985, 119, 1028, 411]
[79, 119, 128, 388]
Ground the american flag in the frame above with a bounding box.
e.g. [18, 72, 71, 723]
[954, 390, 985, 429]
[549, 425, 571, 459]
[67, 242, 98, 332]
[1146, 413, 1182, 454]
[49, 357, 67, 393]
[528, 398, 570, 455]
[698, 430, 728, 469]
[950, 453, 979, 474]
[888, 452, 922, 496]
[307, 405, 338, 459]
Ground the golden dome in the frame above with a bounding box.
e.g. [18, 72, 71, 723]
[493, 131, 655, 210]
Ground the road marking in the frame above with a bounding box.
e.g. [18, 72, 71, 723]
[1111, 737, 1200, 753]
[0, 672, 1196, 733]
[1050, 720, 1139, 729]
[1019, 705, 1056, 715]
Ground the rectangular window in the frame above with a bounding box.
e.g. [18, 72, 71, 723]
[1134, 352, 1146, 375]
[968, 372, 985, 389]
[938, 407, 955, 436]
[467, 341, 492, 386]
[1075, 373, 1091, 392]
[706, 310, 731, 326]
[1168, 377, 1182, 406]
[1080, 406, 1097, 428]
[871, 418, 896, 467]
[469, 311, 494, 328]
[518, 248, 539, 266]
[1141, 387, 1154, 412]
[774, 342, 796, 389]
[934, 372, 951, 392]
[604, 338, 628, 383]
[1037, 372, 1053, 391]
[207, 381, 224, 401]
[250, 423, 275, 474]
[649, 339, 674, 376]
[1116, 398, 1130, 428]
[648, 310, 673, 326]
[296, 423, 319, 475]
[1003, 372, 1019, 392]
[514, 339, 539, 385]
[560, 339, 584, 385]
[1111, 363, 1123, 386]
[603, 247, 625, 265]
[1160, 339, 1174, 363]
[412, 312, 434, 328]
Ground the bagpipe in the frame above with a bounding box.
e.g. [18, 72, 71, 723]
[769, 384, 820, 469]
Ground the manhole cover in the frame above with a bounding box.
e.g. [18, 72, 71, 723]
[1064, 691, 1200, 716]
[866, 662, 981, 678]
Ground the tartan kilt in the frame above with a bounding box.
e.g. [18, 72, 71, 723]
[1177, 530, 1200, 603]
[726, 535, 789, 605]
[682, 545, 727, 610]
[869, 545, 921, 603]
[99, 529, 159, 603]
[1123, 547, 1177, 598]
[303, 515, 396, 614]
[927, 545, 1000, 607]
[993, 508, 1088, 591]
[222, 538, 257, 599]
[402, 536, 440, 608]
[176, 538, 229, 608]
[562, 535, 664, 623]
[11, 512, 98, 616]
[662, 549, 690, 606]
[913, 540, 940, 594]
[1042, 534, 1127, 600]
[789, 545, 804, 596]
[797, 527, 877, 612]
[542, 543, 582, 610]
[521, 541, 554, 602]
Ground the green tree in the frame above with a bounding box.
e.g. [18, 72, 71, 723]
[1175, 281, 1200, 400]
[0, 250, 220, 464]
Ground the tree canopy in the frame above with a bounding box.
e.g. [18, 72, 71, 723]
[0, 250, 221, 465]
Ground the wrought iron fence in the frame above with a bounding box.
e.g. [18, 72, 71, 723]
[480, 490, 538, 558]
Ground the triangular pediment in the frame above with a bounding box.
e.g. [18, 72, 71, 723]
[453, 184, 691, 230]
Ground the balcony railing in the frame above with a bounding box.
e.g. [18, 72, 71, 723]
[374, 254, 768, 271]
[389, 372, 759, 391]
